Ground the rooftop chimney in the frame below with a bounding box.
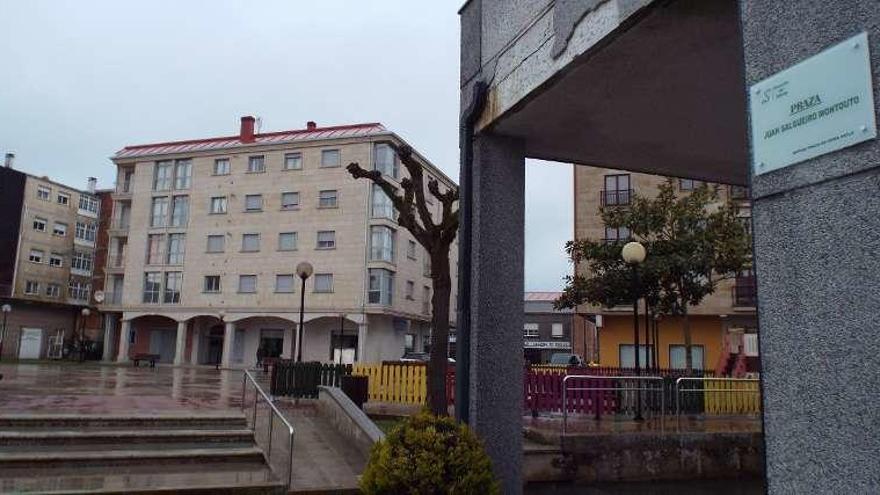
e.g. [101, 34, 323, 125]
[306, 121, 317, 131]
[4, 153, 14, 168]
[240, 116, 256, 143]
[87, 177, 97, 193]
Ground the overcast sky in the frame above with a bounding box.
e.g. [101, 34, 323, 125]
[0, 0, 572, 291]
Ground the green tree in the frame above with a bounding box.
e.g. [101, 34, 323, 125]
[556, 179, 750, 372]
[347, 143, 458, 415]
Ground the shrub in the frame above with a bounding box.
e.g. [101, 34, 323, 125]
[360, 411, 499, 495]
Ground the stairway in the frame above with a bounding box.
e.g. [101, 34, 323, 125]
[0, 414, 286, 494]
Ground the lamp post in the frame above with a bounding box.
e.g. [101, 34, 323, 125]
[295, 262, 313, 363]
[79, 308, 91, 361]
[0, 304, 11, 361]
[621, 241, 646, 421]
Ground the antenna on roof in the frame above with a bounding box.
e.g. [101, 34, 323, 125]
[255, 117, 263, 134]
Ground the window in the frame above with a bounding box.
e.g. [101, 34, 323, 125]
[604, 225, 631, 243]
[238, 275, 257, 293]
[405, 280, 415, 300]
[242, 233, 260, 252]
[368, 269, 394, 304]
[284, 152, 302, 170]
[37, 186, 50, 200]
[213, 158, 230, 175]
[143, 272, 161, 303]
[57, 192, 70, 206]
[28, 249, 44, 263]
[69, 280, 90, 301]
[53, 222, 67, 236]
[423, 286, 431, 314]
[49, 253, 63, 267]
[281, 192, 300, 210]
[425, 175, 435, 205]
[206, 235, 225, 253]
[153, 161, 173, 191]
[316, 230, 336, 249]
[25, 281, 40, 295]
[45, 283, 61, 298]
[278, 232, 297, 251]
[166, 233, 186, 264]
[163, 272, 182, 303]
[524, 323, 539, 338]
[146, 234, 165, 264]
[314, 273, 333, 293]
[679, 178, 697, 191]
[551, 323, 564, 338]
[318, 190, 338, 208]
[668, 345, 705, 370]
[204, 275, 221, 293]
[619, 345, 655, 368]
[247, 155, 265, 173]
[423, 252, 431, 277]
[71, 251, 93, 272]
[170, 195, 189, 227]
[78, 195, 99, 214]
[407, 240, 417, 260]
[75, 222, 97, 243]
[321, 149, 340, 168]
[275, 274, 295, 293]
[602, 174, 631, 206]
[174, 159, 192, 189]
[33, 217, 47, 232]
[370, 226, 395, 262]
[373, 143, 398, 178]
[151, 197, 169, 227]
[210, 196, 227, 214]
[245, 194, 263, 212]
[371, 184, 395, 219]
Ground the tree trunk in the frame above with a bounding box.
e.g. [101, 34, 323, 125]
[427, 246, 452, 416]
[682, 306, 693, 373]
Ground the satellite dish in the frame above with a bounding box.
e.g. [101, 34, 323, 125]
[94, 290, 105, 303]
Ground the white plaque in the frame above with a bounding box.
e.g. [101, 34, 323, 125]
[750, 32, 877, 175]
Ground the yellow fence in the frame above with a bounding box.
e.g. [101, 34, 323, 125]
[702, 379, 761, 415]
[353, 363, 428, 405]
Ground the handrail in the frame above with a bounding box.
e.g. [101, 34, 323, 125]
[242, 369, 295, 489]
[561, 374, 666, 435]
[674, 376, 760, 428]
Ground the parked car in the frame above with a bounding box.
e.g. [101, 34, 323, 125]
[549, 353, 585, 366]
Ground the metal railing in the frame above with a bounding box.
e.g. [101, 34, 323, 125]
[674, 377, 761, 427]
[241, 370, 295, 489]
[562, 375, 666, 435]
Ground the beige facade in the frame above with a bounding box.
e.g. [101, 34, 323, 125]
[573, 166, 757, 371]
[102, 118, 457, 368]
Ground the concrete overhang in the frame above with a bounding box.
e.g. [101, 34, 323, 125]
[465, 0, 748, 185]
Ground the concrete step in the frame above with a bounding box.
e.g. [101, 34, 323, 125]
[0, 459, 285, 494]
[0, 447, 266, 469]
[0, 429, 255, 451]
[0, 414, 248, 431]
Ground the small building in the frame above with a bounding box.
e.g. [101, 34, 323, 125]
[523, 292, 581, 364]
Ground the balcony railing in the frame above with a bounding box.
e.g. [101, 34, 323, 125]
[116, 180, 132, 194]
[108, 254, 126, 269]
[110, 218, 130, 231]
[733, 280, 757, 307]
[600, 189, 633, 207]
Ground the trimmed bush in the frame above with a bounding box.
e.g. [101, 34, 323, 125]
[360, 412, 499, 495]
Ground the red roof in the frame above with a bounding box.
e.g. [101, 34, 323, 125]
[524, 292, 563, 302]
[115, 122, 388, 159]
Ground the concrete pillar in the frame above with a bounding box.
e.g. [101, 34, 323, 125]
[741, 3, 880, 492]
[173, 320, 187, 366]
[466, 133, 525, 494]
[116, 320, 131, 363]
[357, 322, 368, 362]
[221, 321, 235, 369]
[282, 325, 294, 359]
[102, 314, 115, 362]
[190, 321, 201, 365]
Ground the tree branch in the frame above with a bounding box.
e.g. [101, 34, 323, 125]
[346, 162, 430, 245]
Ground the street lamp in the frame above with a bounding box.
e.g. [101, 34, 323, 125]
[79, 308, 91, 361]
[621, 241, 646, 421]
[295, 262, 314, 363]
[0, 304, 11, 361]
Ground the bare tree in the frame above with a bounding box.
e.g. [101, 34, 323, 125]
[347, 143, 458, 415]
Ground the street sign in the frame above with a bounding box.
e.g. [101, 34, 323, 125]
[523, 341, 571, 350]
[750, 32, 877, 175]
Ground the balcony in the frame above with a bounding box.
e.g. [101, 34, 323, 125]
[108, 217, 130, 235]
[112, 180, 133, 200]
[733, 279, 757, 308]
[600, 189, 633, 207]
[106, 253, 126, 272]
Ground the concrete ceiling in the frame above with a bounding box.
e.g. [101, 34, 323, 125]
[493, 0, 749, 185]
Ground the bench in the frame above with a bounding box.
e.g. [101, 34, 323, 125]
[132, 353, 160, 368]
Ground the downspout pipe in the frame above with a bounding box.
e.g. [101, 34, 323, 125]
[456, 81, 488, 423]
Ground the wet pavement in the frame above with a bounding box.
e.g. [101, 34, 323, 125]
[525, 413, 761, 435]
[0, 362, 245, 415]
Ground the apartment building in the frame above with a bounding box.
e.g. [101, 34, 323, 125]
[522, 292, 581, 364]
[573, 166, 758, 374]
[101, 117, 457, 368]
[0, 155, 102, 360]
